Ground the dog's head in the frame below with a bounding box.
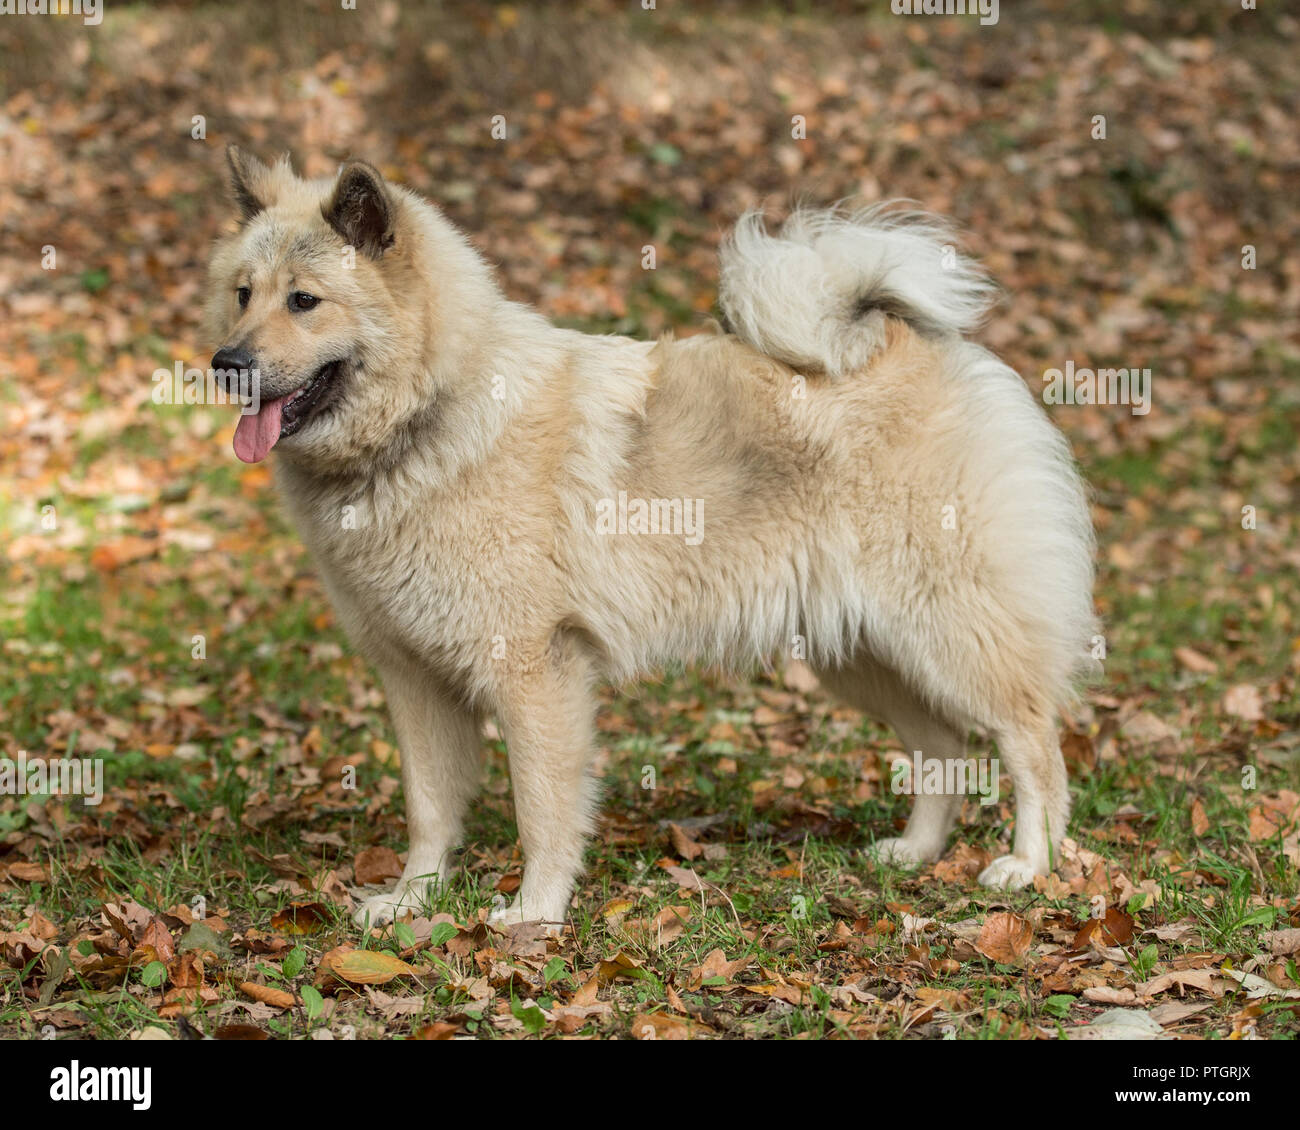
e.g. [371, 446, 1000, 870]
[207, 147, 464, 468]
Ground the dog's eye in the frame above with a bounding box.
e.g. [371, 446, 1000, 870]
[289, 292, 319, 312]
[236, 286, 250, 309]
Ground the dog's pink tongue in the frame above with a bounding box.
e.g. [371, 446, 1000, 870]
[233, 396, 286, 463]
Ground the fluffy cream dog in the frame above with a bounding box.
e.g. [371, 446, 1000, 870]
[206, 149, 1096, 928]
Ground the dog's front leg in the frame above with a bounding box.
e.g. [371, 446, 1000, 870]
[353, 664, 483, 927]
[489, 649, 599, 929]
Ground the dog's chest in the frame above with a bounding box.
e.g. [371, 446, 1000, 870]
[283, 476, 551, 681]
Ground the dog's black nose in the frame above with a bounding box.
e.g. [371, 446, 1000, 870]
[211, 346, 256, 396]
[211, 346, 254, 375]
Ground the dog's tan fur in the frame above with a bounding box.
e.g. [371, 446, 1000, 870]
[206, 149, 1096, 927]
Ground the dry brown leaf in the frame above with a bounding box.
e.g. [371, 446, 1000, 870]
[1223, 683, 1264, 722]
[1060, 730, 1096, 772]
[238, 981, 295, 1009]
[1082, 986, 1138, 1005]
[1190, 799, 1210, 837]
[632, 1012, 699, 1040]
[1174, 647, 1217, 674]
[660, 864, 706, 892]
[1261, 928, 1300, 956]
[1148, 1001, 1213, 1027]
[135, 918, 175, 964]
[687, 947, 751, 990]
[570, 976, 601, 1006]
[976, 911, 1033, 964]
[354, 846, 404, 886]
[594, 951, 643, 984]
[1248, 805, 1293, 842]
[1135, 969, 1221, 998]
[625, 904, 691, 947]
[270, 902, 330, 936]
[743, 981, 804, 1005]
[668, 823, 705, 861]
[1120, 711, 1178, 745]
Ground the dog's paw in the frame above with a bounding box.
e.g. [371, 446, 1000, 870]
[352, 884, 430, 929]
[977, 854, 1040, 891]
[865, 837, 933, 868]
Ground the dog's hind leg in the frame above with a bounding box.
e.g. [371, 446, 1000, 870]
[816, 659, 966, 867]
[977, 719, 1068, 890]
[353, 664, 483, 928]
[490, 641, 600, 931]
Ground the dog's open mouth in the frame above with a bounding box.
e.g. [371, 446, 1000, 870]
[233, 359, 344, 464]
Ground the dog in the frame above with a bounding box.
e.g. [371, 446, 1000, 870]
[205, 147, 1096, 928]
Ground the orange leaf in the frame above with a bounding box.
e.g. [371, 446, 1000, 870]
[976, 911, 1033, 964]
[239, 981, 295, 1009]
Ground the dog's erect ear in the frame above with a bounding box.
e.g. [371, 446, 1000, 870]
[226, 144, 275, 223]
[322, 161, 395, 258]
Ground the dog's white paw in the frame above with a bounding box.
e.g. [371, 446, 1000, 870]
[352, 883, 431, 928]
[977, 854, 1040, 891]
[865, 837, 933, 868]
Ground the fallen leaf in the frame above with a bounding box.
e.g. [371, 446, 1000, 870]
[976, 911, 1033, 964]
[270, 902, 330, 936]
[238, 981, 295, 1009]
[1069, 1008, 1172, 1040]
[1190, 799, 1210, 837]
[1083, 986, 1137, 1005]
[594, 951, 644, 984]
[625, 904, 692, 947]
[661, 864, 705, 892]
[140, 918, 176, 963]
[1220, 968, 1300, 1000]
[1223, 684, 1264, 722]
[1120, 711, 1178, 745]
[354, 847, 404, 886]
[668, 823, 705, 861]
[1261, 928, 1300, 956]
[1149, 1000, 1213, 1027]
[632, 1012, 700, 1040]
[1174, 647, 1217, 675]
[687, 948, 751, 990]
[1135, 969, 1221, 998]
[743, 981, 803, 1005]
[328, 949, 418, 986]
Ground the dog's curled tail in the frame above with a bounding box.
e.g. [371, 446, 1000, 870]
[718, 204, 997, 377]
